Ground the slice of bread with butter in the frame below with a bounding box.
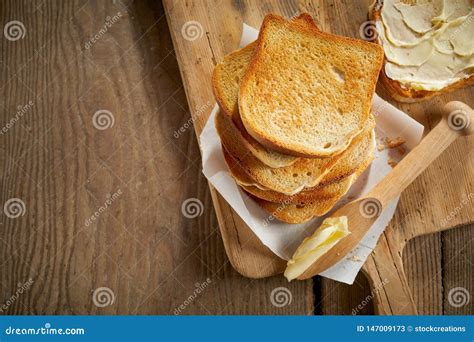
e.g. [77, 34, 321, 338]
[370, 0, 474, 102]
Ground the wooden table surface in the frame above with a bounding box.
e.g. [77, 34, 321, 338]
[0, 0, 472, 315]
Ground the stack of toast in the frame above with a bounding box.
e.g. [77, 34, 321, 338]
[212, 13, 384, 224]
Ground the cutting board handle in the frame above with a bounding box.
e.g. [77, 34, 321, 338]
[361, 230, 417, 315]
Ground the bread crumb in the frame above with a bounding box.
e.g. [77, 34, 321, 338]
[377, 143, 386, 151]
[388, 158, 398, 168]
[385, 137, 405, 148]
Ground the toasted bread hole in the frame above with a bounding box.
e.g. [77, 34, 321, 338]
[331, 66, 345, 83]
[296, 204, 305, 209]
[292, 173, 298, 177]
[324, 142, 332, 149]
[306, 172, 312, 176]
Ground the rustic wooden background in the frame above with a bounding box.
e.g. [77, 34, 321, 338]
[0, 0, 472, 315]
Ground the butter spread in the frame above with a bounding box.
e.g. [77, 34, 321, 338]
[379, 0, 473, 91]
[284, 216, 350, 281]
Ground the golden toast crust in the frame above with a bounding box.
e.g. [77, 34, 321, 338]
[239, 13, 384, 157]
[250, 156, 374, 224]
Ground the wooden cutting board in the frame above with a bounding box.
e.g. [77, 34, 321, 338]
[163, 0, 474, 314]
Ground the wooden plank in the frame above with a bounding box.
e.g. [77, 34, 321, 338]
[163, 0, 315, 310]
[442, 224, 474, 315]
[403, 234, 443, 314]
[321, 273, 375, 315]
[0, 0, 312, 314]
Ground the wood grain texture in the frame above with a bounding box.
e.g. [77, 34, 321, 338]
[1, 0, 472, 316]
[322, 9, 474, 307]
[0, 0, 312, 315]
[164, 0, 473, 315]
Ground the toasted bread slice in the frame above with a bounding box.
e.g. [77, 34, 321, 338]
[212, 14, 319, 167]
[226, 125, 374, 205]
[378, 68, 474, 103]
[247, 178, 353, 224]
[252, 155, 374, 224]
[238, 13, 384, 158]
[212, 43, 298, 168]
[223, 148, 347, 205]
[213, 13, 317, 124]
[216, 110, 339, 195]
[321, 118, 375, 185]
[370, 2, 474, 103]
[212, 42, 256, 126]
[216, 109, 375, 195]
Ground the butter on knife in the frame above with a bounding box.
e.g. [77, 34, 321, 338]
[284, 217, 350, 281]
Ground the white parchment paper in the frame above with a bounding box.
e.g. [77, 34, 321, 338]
[200, 24, 424, 284]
